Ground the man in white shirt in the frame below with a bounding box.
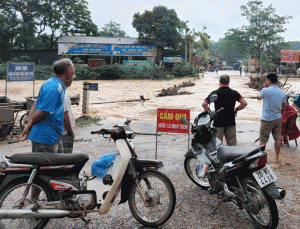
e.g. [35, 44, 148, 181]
[57, 77, 76, 154]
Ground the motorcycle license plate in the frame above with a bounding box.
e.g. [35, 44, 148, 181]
[252, 166, 277, 188]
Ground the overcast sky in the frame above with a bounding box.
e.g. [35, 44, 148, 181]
[86, 0, 300, 42]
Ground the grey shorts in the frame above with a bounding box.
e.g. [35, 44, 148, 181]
[259, 119, 281, 143]
[32, 141, 59, 153]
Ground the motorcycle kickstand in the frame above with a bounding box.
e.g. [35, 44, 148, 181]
[209, 200, 223, 215]
[80, 217, 91, 225]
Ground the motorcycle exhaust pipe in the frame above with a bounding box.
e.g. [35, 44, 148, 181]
[0, 209, 71, 219]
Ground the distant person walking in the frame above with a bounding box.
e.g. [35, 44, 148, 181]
[239, 66, 242, 76]
[256, 73, 287, 163]
[202, 74, 248, 146]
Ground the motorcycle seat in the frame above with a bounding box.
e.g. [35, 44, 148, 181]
[8, 153, 89, 166]
[217, 145, 264, 163]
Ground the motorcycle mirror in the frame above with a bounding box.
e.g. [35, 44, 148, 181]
[180, 117, 189, 124]
[210, 94, 218, 103]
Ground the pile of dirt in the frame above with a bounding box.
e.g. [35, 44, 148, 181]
[246, 76, 266, 91]
[178, 80, 195, 88]
[157, 80, 195, 97]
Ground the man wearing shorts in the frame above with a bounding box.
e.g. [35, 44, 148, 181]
[202, 74, 248, 146]
[257, 73, 286, 163]
[20, 59, 75, 153]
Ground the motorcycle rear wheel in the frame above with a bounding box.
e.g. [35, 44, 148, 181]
[128, 171, 176, 227]
[243, 177, 279, 229]
[20, 113, 28, 130]
[0, 180, 52, 229]
[184, 156, 211, 189]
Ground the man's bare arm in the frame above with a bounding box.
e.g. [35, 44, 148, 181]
[234, 98, 248, 116]
[202, 100, 210, 112]
[292, 102, 300, 113]
[63, 111, 73, 135]
[281, 102, 287, 114]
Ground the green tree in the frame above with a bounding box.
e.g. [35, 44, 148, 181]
[240, 0, 292, 61]
[132, 5, 186, 63]
[0, 9, 21, 51]
[99, 21, 127, 37]
[0, 0, 98, 50]
[260, 52, 275, 72]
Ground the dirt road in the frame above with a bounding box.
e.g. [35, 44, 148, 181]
[0, 71, 300, 228]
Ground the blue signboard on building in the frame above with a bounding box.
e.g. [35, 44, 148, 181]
[112, 44, 156, 56]
[7, 62, 35, 82]
[66, 43, 156, 57]
[67, 43, 112, 55]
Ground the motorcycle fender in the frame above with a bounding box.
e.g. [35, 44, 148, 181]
[184, 149, 195, 158]
[119, 170, 134, 204]
[0, 174, 30, 193]
[263, 182, 285, 200]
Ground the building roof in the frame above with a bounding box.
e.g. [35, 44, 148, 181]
[57, 36, 139, 44]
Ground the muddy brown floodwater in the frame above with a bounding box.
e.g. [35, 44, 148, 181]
[1, 71, 300, 179]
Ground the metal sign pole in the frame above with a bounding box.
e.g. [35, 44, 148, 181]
[5, 62, 8, 96]
[188, 132, 190, 150]
[155, 130, 158, 160]
[33, 62, 35, 97]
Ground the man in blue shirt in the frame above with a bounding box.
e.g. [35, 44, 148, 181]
[20, 59, 75, 153]
[257, 73, 286, 163]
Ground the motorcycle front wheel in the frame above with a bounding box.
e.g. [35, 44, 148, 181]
[0, 180, 52, 229]
[128, 171, 176, 227]
[184, 156, 211, 189]
[243, 177, 279, 229]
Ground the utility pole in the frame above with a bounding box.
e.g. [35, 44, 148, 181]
[185, 44, 188, 64]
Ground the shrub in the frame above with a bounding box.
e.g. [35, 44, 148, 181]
[94, 65, 124, 80]
[35, 65, 54, 80]
[0, 64, 6, 80]
[150, 65, 165, 80]
[122, 67, 142, 79]
[172, 63, 197, 77]
[75, 66, 96, 80]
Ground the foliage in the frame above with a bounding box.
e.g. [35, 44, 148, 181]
[194, 31, 210, 63]
[75, 66, 96, 80]
[240, 0, 292, 61]
[132, 5, 186, 63]
[0, 64, 6, 80]
[150, 65, 165, 80]
[0, 8, 20, 51]
[260, 52, 275, 72]
[0, 0, 98, 50]
[99, 21, 127, 37]
[73, 57, 84, 64]
[75, 116, 101, 126]
[11, 56, 34, 63]
[35, 65, 54, 80]
[0, 62, 199, 81]
[172, 63, 196, 77]
[122, 66, 151, 79]
[93, 65, 124, 80]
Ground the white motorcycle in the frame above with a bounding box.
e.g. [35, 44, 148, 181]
[0, 120, 176, 228]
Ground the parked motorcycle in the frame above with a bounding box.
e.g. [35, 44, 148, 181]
[181, 95, 285, 229]
[0, 120, 176, 228]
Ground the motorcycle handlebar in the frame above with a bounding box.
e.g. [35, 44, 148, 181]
[216, 107, 224, 113]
